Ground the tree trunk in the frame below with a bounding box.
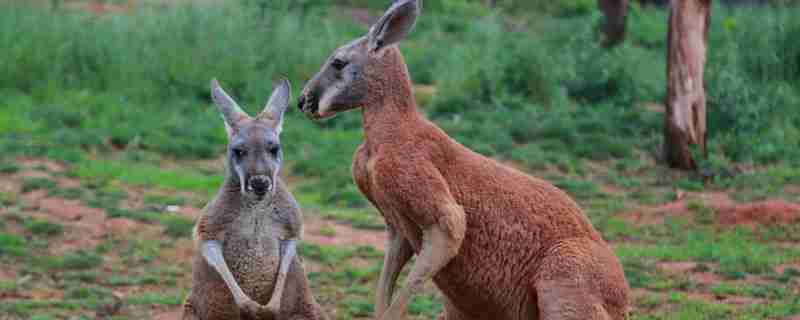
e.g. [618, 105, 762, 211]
[485, 0, 497, 8]
[598, 0, 629, 47]
[664, 0, 710, 170]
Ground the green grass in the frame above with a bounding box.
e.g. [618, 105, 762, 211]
[125, 292, 185, 306]
[71, 159, 222, 195]
[33, 249, 104, 271]
[0, 1, 799, 319]
[160, 214, 195, 238]
[20, 177, 57, 193]
[22, 216, 64, 237]
[616, 226, 800, 279]
[0, 232, 27, 257]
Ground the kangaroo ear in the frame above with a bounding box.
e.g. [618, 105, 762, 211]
[367, 0, 420, 54]
[258, 78, 291, 134]
[210, 78, 249, 137]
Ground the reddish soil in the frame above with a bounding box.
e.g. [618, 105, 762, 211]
[656, 261, 698, 274]
[715, 200, 800, 227]
[303, 215, 386, 251]
[621, 192, 800, 227]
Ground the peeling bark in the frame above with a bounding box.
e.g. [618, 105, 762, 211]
[598, 0, 629, 47]
[664, 0, 711, 170]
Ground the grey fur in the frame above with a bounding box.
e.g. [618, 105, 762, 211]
[258, 78, 291, 134]
[182, 80, 326, 320]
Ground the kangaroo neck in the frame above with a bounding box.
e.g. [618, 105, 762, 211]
[361, 48, 421, 151]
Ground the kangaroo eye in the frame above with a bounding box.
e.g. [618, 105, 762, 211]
[233, 148, 247, 158]
[331, 58, 348, 71]
[268, 145, 281, 157]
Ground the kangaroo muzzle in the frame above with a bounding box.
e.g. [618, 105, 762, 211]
[297, 92, 319, 116]
[248, 175, 272, 196]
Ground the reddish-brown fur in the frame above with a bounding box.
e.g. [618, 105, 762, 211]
[298, 1, 630, 318]
[321, 46, 629, 320]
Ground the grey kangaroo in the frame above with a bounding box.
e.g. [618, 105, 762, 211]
[182, 79, 327, 320]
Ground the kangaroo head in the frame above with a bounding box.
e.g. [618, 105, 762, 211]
[210, 78, 290, 198]
[298, 0, 420, 120]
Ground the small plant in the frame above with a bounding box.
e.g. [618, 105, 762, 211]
[48, 187, 84, 200]
[22, 217, 64, 237]
[318, 225, 337, 237]
[20, 177, 57, 193]
[0, 192, 16, 207]
[0, 233, 26, 257]
[160, 214, 194, 238]
[0, 163, 20, 174]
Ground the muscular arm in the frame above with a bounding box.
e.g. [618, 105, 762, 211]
[201, 241, 254, 306]
[266, 186, 304, 313]
[266, 239, 297, 312]
[375, 224, 414, 317]
[376, 163, 467, 320]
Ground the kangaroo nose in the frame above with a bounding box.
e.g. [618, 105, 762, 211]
[248, 175, 272, 196]
[297, 94, 306, 112]
[298, 92, 319, 114]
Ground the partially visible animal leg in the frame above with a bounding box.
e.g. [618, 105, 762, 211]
[375, 224, 413, 318]
[436, 296, 474, 320]
[279, 257, 328, 320]
[535, 279, 611, 320]
[181, 293, 201, 320]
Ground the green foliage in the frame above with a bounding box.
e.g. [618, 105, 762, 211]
[34, 249, 104, 271]
[125, 292, 185, 306]
[22, 216, 64, 237]
[0, 162, 20, 174]
[20, 177, 57, 193]
[160, 215, 195, 238]
[0, 232, 27, 257]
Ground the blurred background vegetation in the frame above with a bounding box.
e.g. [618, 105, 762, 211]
[2, 0, 799, 208]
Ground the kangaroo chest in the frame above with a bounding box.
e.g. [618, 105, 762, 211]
[222, 202, 281, 304]
[352, 143, 424, 250]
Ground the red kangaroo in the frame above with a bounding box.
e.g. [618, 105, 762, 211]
[298, 1, 630, 319]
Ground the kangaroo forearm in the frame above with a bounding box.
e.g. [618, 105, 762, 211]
[384, 223, 464, 318]
[267, 239, 297, 310]
[201, 240, 249, 303]
[375, 228, 413, 316]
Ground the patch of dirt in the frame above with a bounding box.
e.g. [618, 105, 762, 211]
[18, 157, 66, 172]
[784, 185, 800, 195]
[177, 205, 203, 219]
[690, 272, 722, 286]
[152, 310, 183, 320]
[621, 192, 800, 227]
[774, 262, 800, 275]
[26, 196, 108, 253]
[622, 192, 731, 224]
[642, 102, 665, 113]
[715, 200, 800, 227]
[21, 189, 49, 205]
[105, 218, 148, 236]
[159, 238, 195, 264]
[63, 0, 133, 15]
[0, 268, 17, 281]
[303, 216, 385, 251]
[38, 197, 89, 221]
[28, 287, 65, 300]
[656, 261, 698, 274]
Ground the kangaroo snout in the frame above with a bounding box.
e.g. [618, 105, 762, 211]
[248, 175, 272, 196]
[297, 92, 319, 117]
